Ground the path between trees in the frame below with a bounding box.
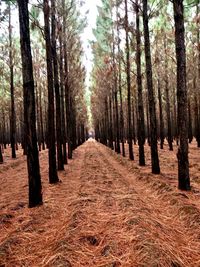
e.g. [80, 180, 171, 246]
[0, 140, 200, 266]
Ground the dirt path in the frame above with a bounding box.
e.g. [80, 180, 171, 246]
[0, 140, 200, 266]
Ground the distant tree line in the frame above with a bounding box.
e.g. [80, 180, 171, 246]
[91, 0, 199, 191]
[0, 0, 88, 207]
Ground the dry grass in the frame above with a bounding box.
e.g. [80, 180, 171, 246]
[0, 140, 200, 266]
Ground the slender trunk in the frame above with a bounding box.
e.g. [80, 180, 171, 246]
[196, 1, 200, 147]
[173, 85, 178, 145]
[18, 0, 42, 207]
[105, 97, 109, 146]
[59, 24, 67, 164]
[173, 0, 190, 190]
[143, 0, 160, 173]
[117, 27, 125, 157]
[197, 1, 200, 89]
[9, 4, 16, 159]
[39, 84, 45, 150]
[0, 145, 3, 164]
[188, 99, 193, 143]
[135, 0, 145, 165]
[157, 79, 164, 149]
[119, 68, 125, 157]
[108, 95, 114, 149]
[164, 37, 173, 151]
[43, 0, 59, 183]
[125, 0, 134, 160]
[114, 70, 120, 153]
[132, 97, 136, 145]
[146, 92, 151, 146]
[35, 83, 41, 151]
[193, 45, 200, 146]
[51, 0, 64, 171]
[71, 97, 77, 150]
[2, 110, 6, 149]
[112, 18, 120, 153]
[64, 54, 72, 159]
[62, 0, 72, 159]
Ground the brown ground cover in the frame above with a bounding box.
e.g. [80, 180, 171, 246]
[0, 139, 200, 267]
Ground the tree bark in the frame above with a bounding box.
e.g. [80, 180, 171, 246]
[59, 23, 67, 164]
[173, 0, 190, 190]
[108, 94, 114, 149]
[35, 82, 41, 151]
[39, 83, 45, 150]
[9, 4, 16, 159]
[125, 0, 134, 160]
[43, 0, 59, 183]
[196, 1, 200, 147]
[62, 0, 73, 159]
[51, 0, 64, 171]
[117, 10, 125, 157]
[113, 49, 120, 153]
[188, 99, 193, 143]
[0, 145, 3, 164]
[135, 0, 145, 165]
[157, 79, 164, 149]
[143, 0, 160, 173]
[164, 37, 173, 151]
[18, 0, 43, 207]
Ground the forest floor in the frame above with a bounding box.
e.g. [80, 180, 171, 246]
[1, 139, 200, 267]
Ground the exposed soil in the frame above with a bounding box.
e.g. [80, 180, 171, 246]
[0, 139, 200, 267]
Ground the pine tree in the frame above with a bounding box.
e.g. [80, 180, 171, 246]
[17, 0, 43, 207]
[173, 0, 190, 190]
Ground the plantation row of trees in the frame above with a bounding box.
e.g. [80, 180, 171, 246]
[0, 0, 88, 207]
[91, 0, 199, 190]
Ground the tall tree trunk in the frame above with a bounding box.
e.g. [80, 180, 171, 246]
[105, 97, 109, 146]
[71, 97, 77, 150]
[143, 0, 160, 173]
[192, 45, 200, 146]
[197, 0, 200, 95]
[18, 0, 42, 207]
[113, 60, 120, 153]
[0, 145, 3, 164]
[35, 82, 41, 151]
[196, 1, 200, 147]
[111, 12, 120, 153]
[135, 0, 145, 165]
[146, 91, 151, 146]
[59, 24, 67, 164]
[132, 97, 136, 145]
[117, 12, 125, 157]
[173, 0, 190, 190]
[172, 85, 178, 145]
[157, 78, 164, 149]
[51, 0, 64, 170]
[62, 0, 72, 159]
[43, 0, 59, 183]
[64, 49, 72, 159]
[108, 94, 114, 149]
[39, 84, 45, 150]
[164, 37, 173, 151]
[188, 98, 193, 143]
[125, 0, 134, 160]
[194, 75, 200, 146]
[9, 4, 16, 159]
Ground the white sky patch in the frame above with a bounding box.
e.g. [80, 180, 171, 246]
[79, 0, 102, 87]
[0, 0, 100, 88]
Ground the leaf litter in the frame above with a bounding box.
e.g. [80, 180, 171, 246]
[0, 140, 200, 266]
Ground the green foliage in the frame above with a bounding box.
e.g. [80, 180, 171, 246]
[92, 0, 113, 66]
[30, 5, 40, 19]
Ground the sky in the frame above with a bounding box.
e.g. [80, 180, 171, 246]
[0, 0, 100, 87]
[79, 0, 102, 86]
